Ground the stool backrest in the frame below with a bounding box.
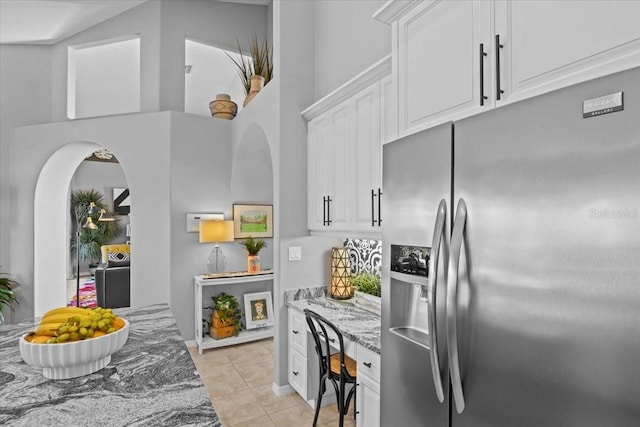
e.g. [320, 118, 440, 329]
[304, 309, 352, 380]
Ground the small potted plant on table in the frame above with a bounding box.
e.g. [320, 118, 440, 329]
[241, 236, 267, 274]
[210, 292, 243, 339]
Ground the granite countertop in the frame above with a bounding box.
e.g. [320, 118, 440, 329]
[0, 304, 220, 427]
[285, 288, 381, 354]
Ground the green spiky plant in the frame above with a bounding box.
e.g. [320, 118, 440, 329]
[225, 34, 273, 96]
[70, 189, 122, 266]
[0, 272, 19, 325]
[241, 236, 267, 255]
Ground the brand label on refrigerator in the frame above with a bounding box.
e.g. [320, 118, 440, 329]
[583, 91, 623, 118]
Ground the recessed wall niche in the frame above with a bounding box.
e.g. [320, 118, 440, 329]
[67, 35, 141, 119]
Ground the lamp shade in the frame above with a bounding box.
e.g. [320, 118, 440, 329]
[199, 220, 234, 243]
[330, 247, 352, 300]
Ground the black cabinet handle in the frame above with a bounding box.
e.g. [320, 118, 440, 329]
[322, 196, 327, 226]
[371, 189, 377, 226]
[377, 188, 382, 226]
[292, 371, 299, 376]
[326, 196, 332, 225]
[363, 362, 372, 368]
[479, 43, 488, 106]
[495, 34, 504, 100]
[292, 330, 299, 335]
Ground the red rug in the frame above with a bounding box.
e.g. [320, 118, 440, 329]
[68, 279, 98, 308]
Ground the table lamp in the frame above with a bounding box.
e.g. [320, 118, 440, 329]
[199, 220, 234, 273]
[330, 246, 352, 299]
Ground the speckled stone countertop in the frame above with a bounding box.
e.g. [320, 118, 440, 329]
[0, 304, 220, 427]
[284, 287, 381, 354]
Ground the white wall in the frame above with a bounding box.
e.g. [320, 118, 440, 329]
[70, 37, 141, 119]
[0, 45, 52, 323]
[184, 39, 247, 116]
[314, 0, 390, 100]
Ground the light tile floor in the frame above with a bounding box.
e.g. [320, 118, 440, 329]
[188, 338, 356, 427]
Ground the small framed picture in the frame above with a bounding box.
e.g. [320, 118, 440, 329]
[233, 204, 273, 238]
[244, 291, 273, 330]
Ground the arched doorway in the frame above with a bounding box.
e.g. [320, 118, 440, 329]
[33, 141, 130, 315]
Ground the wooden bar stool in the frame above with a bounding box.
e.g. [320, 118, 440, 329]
[304, 309, 357, 427]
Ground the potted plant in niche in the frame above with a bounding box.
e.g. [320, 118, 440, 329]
[210, 292, 243, 339]
[226, 34, 273, 107]
[241, 236, 267, 274]
[71, 189, 121, 275]
[0, 272, 19, 326]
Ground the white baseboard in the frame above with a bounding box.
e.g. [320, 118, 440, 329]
[185, 339, 197, 348]
[273, 382, 294, 397]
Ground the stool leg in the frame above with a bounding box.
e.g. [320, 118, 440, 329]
[338, 379, 346, 427]
[312, 375, 326, 427]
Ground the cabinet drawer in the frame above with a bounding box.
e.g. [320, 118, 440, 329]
[288, 309, 307, 354]
[357, 344, 381, 383]
[288, 349, 308, 399]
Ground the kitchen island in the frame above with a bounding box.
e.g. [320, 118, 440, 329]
[0, 304, 220, 427]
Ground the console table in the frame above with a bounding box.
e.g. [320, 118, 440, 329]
[194, 271, 274, 354]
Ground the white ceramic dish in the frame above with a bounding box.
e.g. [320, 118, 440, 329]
[19, 319, 130, 379]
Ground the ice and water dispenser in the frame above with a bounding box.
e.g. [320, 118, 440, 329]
[389, 244, 432, 349]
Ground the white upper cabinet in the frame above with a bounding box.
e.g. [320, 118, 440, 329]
[396, 0, 492, 136]
[494, 0, 640, 104]
[303, 56, 392, 234]
[375, 0, 640, 137]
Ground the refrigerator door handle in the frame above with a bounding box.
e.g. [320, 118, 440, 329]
[428, 199, 449, 403]
[447, 198, 467, 413]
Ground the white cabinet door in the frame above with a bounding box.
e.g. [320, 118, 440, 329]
[307, 116, 330, 230]
[288, 347, 308, 399]
[288, 309, 307, 355]
[495, 0, 640, 104]
[398, 0, 492, 136]
[328, 103, 352, 231]
[307, 103, 352, 231]
[352, 82, 382, 231]
[356, 372, 380, 427]
[380, 73, 397, 145]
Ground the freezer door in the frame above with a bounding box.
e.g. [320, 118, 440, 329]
[381, 123, 452, 426]
[451, 67, 640, 426]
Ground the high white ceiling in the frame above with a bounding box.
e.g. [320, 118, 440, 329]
[0, 0, 270, 45]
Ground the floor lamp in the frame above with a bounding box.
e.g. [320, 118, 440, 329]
[75, 202, 97, 307]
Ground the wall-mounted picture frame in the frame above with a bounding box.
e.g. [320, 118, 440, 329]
[233, 204, 273, 238]
[113, 187, 130, 215]
[244, 291, 273, 330]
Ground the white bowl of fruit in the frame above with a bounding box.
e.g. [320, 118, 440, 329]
[19, 306, 129, 379]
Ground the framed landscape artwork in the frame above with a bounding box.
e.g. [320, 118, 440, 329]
[244, 291, 273, 329]
[233, 204, 273, 238]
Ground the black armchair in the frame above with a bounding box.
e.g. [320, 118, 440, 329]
[95, 262, 130, 309]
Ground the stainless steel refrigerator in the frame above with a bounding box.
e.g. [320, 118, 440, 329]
[381, 67, 640, 426]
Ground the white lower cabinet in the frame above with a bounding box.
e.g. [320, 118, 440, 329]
[356, 344, 381, 427]
[287, 308, 381, 424]
[288, 308, 310, 399]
